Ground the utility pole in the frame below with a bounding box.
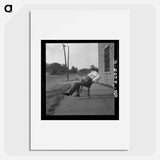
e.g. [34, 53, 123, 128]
[62, 44, 67, 67]
[67, 45, 70, 80]
[62, 44, 69, 81]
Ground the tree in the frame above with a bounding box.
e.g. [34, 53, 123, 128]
[46, 63, 50, 73]
[47, 63, 68, 75]
[70, 66, 78, 73]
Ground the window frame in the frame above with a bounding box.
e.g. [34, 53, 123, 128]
[104, 45, 111, 74]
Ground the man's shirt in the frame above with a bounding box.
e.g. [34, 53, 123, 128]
[87, 71, 100, 82]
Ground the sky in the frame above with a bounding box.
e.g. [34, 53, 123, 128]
[46, 43, 98, 69]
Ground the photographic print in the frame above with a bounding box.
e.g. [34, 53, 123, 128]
[30, 10, 129, 150]
[41, 40, 119, 120]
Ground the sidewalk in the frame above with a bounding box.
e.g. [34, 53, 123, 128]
[53, 83, 115, 115]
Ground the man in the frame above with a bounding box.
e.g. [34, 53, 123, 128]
[63, 67, 100, 97]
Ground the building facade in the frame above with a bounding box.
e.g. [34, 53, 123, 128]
[98, 43, 114, 87]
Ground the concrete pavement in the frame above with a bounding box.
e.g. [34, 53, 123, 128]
[53, 83, 115, 115]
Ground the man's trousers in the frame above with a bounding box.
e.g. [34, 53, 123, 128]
[68, 77, 92, 95]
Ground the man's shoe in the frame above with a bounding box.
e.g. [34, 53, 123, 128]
[63, 92, 70, 96]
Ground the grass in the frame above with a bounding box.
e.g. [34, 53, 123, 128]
[46, 83, 72, 115]
[46, 73, 82, 91]
[46, 73, 85, 115]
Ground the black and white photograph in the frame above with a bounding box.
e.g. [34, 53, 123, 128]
[30, 10, 129, 149]
[41, 40, 119, 120]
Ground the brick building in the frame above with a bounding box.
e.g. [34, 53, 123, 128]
[98, 43, 114, 87]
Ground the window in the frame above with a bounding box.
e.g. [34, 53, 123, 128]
[104, 46, 110, 72]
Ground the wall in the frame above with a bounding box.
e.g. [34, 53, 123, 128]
[98, 43, 114, 87]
